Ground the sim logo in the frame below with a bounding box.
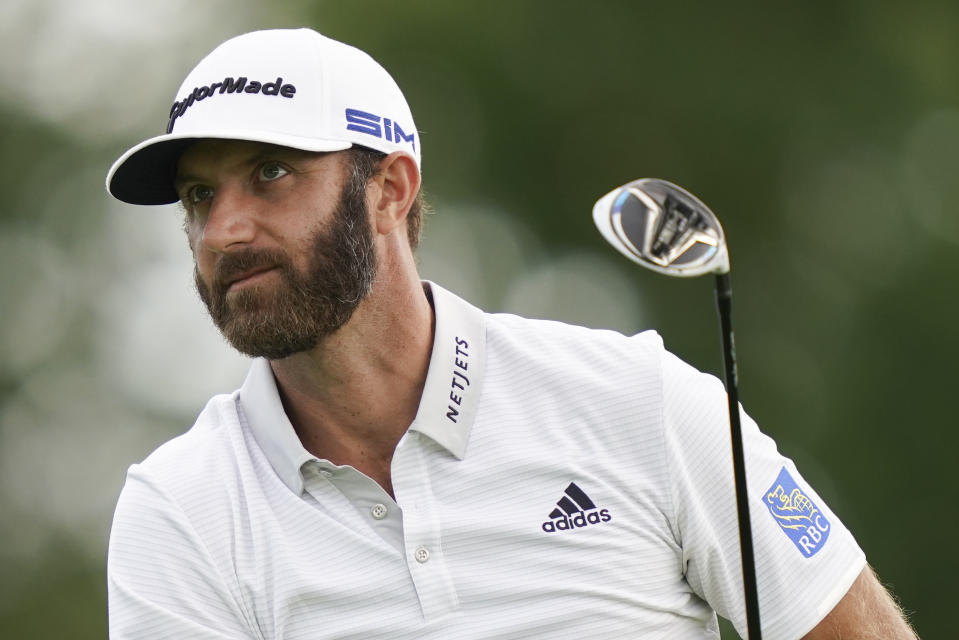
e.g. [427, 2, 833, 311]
[345, 108, 416, 151]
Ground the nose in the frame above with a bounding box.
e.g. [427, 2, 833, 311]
[198, 186, 258, 254]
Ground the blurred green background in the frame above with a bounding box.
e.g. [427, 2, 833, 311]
[1, 1, 953, 637]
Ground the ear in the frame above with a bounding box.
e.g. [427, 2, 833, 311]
[370, 152, 420, 238]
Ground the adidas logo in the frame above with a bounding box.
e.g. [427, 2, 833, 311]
[541, 482, 612, 533]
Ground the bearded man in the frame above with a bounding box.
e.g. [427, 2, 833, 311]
[106, 28, 917, 639]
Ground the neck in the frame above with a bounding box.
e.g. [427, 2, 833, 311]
[269, 273, 434, 496]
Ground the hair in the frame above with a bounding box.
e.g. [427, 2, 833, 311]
[345, 146, 428, 251]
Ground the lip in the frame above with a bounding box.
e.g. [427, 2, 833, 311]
[224, 266, 278, 291]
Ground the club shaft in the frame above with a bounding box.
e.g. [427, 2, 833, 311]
[714, 272, 762, 639]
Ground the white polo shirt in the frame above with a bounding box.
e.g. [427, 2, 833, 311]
[108, 282, 865, 639]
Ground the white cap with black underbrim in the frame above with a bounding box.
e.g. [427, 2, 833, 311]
[106, 28, 420, 205]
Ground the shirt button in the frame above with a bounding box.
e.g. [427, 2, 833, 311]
[370, 503, 388, 520]
[414, 546, 430, 563]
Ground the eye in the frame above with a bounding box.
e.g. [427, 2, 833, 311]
[186, 184, 214, 204]
[257, 161, 289, 182]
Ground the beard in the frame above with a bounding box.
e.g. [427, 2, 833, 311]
[194, 177, 376, 360]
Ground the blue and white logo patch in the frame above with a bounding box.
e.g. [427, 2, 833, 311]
[763, 467, 830, 558]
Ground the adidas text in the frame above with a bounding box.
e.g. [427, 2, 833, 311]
[542, 509, 611, 533]
[166, 76, 296, 133]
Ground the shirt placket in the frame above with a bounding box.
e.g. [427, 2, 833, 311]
[392, 432, 460, 621]
[300, 461, 405, 553]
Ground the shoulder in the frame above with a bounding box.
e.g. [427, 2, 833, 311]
[107, 392, 264, 637]
[109, 390, 263, 580]
[113, 391, 253, 528]
[135, 392, 244, 481]
[479, 313, 671, 434]
[485, 311, 665, 370]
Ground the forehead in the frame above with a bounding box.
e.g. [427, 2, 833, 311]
[175, 139, 332, 180]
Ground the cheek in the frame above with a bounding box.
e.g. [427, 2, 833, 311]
[286, 238, 317, 275]
[182, 216, 201, 248]
[188, 236, 203, 263]
[188, 233, 215, 278]
[184, 217, 209, 254]
[195, 246, 215, 269]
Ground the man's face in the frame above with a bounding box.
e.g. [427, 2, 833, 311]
[175, 140, 377, 360]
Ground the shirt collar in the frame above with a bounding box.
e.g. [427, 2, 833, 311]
[239, 358, 315, 495]
[407, 281, 486, 459]
[239, 281, 487, 495]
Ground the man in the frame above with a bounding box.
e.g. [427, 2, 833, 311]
[106, 28, 916, 639]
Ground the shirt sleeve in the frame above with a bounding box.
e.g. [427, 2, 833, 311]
[660, 348, 866, 640]
[108, 463, 260, 640]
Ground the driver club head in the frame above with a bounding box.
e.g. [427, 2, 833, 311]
[592, 178, 730, 277]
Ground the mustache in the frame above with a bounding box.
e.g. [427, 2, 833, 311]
[211, 249, 289, 294]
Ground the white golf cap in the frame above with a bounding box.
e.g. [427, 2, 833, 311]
[106, 28, 419, 205]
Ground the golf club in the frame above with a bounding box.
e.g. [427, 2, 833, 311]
[592, 178, 761, 639]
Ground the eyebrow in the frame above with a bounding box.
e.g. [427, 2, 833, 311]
[172, 171, 202, 195]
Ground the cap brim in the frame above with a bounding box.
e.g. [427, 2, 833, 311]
[106, 130, 354, 206]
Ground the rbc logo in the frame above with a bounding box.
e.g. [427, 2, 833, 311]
[345, 108, 416, 150]
[764, 467, 831, 558]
